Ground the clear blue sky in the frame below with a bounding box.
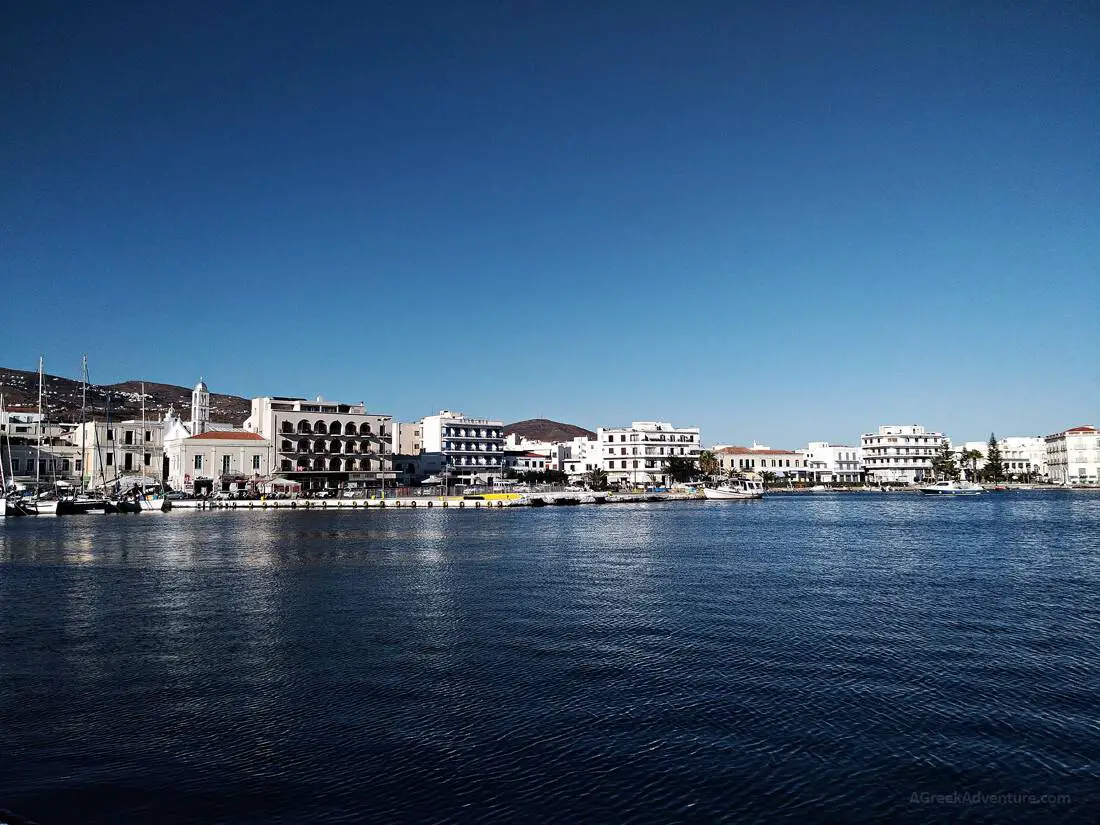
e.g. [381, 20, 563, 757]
[2, 1, 1096, 446]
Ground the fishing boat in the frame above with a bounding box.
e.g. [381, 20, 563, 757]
[918, 480, 982, 496]
[703, 474, 765, 500]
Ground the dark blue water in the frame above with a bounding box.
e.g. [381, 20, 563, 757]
[2, 492, 1098, 823]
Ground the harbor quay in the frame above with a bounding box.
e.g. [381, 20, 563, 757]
[168, 490, 705, 510]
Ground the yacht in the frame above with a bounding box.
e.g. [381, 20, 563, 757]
[918, 480, 982, 496]
[703, 474, 765, 500]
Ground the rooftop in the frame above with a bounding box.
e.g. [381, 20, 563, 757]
[189, 430, 266, 441]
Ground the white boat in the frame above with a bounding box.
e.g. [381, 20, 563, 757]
[137, 494, 169, 512]
[32, 497, 61, 514]
[918, 480, 982, 496]
[703, 475, 765, 500]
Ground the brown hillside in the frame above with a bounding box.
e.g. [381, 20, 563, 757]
[504, 418, 595, 443]
[0, 367, 251, 424]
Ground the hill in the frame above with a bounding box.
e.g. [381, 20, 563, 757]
[504, 418, 595, 443]
[0, 367, 251, 424]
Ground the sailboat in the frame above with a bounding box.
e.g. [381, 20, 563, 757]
[58, 355, 109, 514]
[29, 357, 60, 515]
[132, 382, 168, 512]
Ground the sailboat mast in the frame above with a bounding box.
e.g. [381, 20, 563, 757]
[141, 381, 147, 486]
[36, 356, 43, 493]
[0, 391, 6, 493]
[81, 355, 88, 493]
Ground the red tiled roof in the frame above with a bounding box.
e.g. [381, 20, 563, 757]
[1065, 425, 1097, 433]
[188, 430, 266, 441]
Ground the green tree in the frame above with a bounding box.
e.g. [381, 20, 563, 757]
[759, 470, 777, 489]
[698, 450, 719, 478]
[665, 455, 696, 483]
[931, 441, 959, 480]
[585, 467, 609, 491]
[984, 433, 1005, 482]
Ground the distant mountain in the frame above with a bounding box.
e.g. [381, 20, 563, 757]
[504, 418, 595, 443]
[0, 366, 251, 424]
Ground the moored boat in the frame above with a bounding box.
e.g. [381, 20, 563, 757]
[918, 480, 982, 496]
[703, 474, 765, 500]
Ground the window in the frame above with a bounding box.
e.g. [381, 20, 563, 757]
[11, 459, 19, 472]
[145, 430, 151, 442]
[194, 455, 203, 471]
[620, 435, 626, 442]
[76, 460, 82, 472]
[106, 428, 114, 440]
[253, 455, 261, 470]
[106, 453, 113, 466]
[125, 431, 133, 445]
[222, 455, 231, 474]
[124, 454, 133, 471]
[62, 459, 70, 472]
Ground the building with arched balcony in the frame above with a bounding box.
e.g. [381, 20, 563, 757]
[244, 396, 393, 493]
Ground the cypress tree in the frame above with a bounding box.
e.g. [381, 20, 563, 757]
[985, 433, 1005, 482]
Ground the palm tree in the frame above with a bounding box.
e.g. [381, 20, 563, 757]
[698, 450, 719, 478]
[759, 470, 777, 489]
[585, 467, 609, 491]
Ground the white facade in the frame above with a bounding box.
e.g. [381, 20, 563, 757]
[559, 437, 601, 479]
[1045, 426, 1099, 485]
[861, 424, 945, 484]
[505, 451, 549, 473]
[800, 442, 862, 483]
[244, 396, 394, 492]
[597, 421, 701, 486]
[953, 437, 1048, 481]
[420, 410, 504, 483]
[164, 430, 272, 493]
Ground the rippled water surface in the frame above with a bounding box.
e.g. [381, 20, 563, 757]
[2, 492, 1099, 823]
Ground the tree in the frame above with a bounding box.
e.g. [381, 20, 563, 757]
[665, 455, 696, 483]
[984, 433, 1005, 482]
[698, 450, 719, 478]
[931, 440, 959, 480]
[759, 470, 777, 489]
[585, 467, 609, 491]
[961, 449, 984, 481]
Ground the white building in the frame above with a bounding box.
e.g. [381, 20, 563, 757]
[953, 437, 1048, 481]
[244, 396, 394, 494]
[597, 421, 701, 486]
[165, 430, 273, 494]
[420, 410, 505, 484]
[558, 436, 601, 480]
[800, 442, 862, 483]
[861, 424, 945, 484]
[504, 451, 549, 474]
[1045, 425, 1099, 485]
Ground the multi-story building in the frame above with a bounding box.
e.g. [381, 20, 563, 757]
[1, 438, 83, 491]
[714, 445, 813, 479]
[800, 442, 862, 483]
[389, 422, 426, 485]
[558, 437, 601, 480]
[1045, 425, 1099, 485]
[244, 396, 393, 494]
[953, 437, 1048, 481]
[420, 411, 505, 485]
[597, 421, 701, 486]
[861, 425, 945, 484]
[65, 419, 166, 489]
